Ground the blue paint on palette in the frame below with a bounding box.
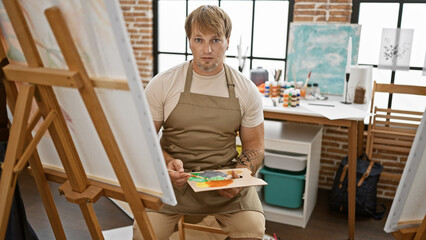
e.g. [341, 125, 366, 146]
[286, 23, 362, 95]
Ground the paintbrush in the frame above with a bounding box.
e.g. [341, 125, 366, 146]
[304, 71, 312, 88]
[275, 69, 282, 82]
[167, 169, 207, 180]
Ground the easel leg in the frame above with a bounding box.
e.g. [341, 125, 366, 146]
[0, 85, 35, 239]
[1, 64, 67, 239]
[27, 154, 67, 239]
[80, 202, 103, 239]
[414, 215, 426, 240]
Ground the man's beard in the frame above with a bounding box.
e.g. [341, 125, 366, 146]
[196, 60, 219, 72]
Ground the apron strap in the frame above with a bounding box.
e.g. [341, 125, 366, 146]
[184, 62, 193, 93]
[223, 64, 237, 99]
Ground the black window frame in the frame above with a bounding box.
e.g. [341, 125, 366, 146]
[351, 0, 426, 108]
[153, 0, 294, 76]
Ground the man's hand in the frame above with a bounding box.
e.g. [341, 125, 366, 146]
[167, 159, 190, 188]
[217, 170, 242, 199]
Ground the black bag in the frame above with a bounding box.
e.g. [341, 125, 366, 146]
[329, 153, 385, 219]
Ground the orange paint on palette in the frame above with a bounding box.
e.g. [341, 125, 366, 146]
[226, 170, 243, 175]
[206, 179, 233, 188]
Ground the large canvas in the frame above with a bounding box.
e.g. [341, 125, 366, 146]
[286, 23, 361, 95]
[384, 110, 426, 233]
[0, 0, 176, 206]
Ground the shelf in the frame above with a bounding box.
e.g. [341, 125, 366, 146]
[261, 198, 305, 227]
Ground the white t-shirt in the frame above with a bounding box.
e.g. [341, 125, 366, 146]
[145, 61, 264, 128]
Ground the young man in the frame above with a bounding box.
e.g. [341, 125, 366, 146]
[134, 5, 265, 240]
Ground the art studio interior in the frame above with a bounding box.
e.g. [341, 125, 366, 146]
[0, 0, 425, 240]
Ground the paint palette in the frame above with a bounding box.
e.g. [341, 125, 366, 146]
[187, 168, 267, 192]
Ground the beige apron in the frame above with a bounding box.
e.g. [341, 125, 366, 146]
[159, 62, 262, 215]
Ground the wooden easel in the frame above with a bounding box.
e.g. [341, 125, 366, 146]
[0, 1, 161, 239]
[392, 216, 426, 240]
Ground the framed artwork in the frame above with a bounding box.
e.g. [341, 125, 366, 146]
[378, 28, 414, 71]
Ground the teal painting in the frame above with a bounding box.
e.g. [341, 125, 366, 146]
[286, 23, 361, 95]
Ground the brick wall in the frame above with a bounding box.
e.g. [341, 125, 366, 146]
[121, 0, 402, 199]
[372, 148, 407, 199]
[119, 0, 153, 85]
[319, 126, 350, 189]
[294, 0, 352, 23]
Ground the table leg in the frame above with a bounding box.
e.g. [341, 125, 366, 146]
[357, 121, 364, 157]
[348, 121, 358, 240]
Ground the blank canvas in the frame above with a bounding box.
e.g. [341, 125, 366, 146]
[0, 0, 176, 206]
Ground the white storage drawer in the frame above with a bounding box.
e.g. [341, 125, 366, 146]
[264, 150, 307, 171]
[264, 121, 323, 154]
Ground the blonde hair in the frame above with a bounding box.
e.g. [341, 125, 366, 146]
[185, 5, 232, 39]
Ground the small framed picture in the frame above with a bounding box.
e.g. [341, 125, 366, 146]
[378, 28, 414, 71]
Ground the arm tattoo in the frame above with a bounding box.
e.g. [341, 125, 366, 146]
[236, 149, 264, 175]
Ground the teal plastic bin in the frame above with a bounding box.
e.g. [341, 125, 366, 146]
[260, 166, 306, 208]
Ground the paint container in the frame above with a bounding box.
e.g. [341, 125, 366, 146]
[288, 89, 292, 106]
[305, 83, 313, 100]
[264, 81, 271, 98]
[271, 81, 278, 98]
[285, 81, 291, 89]
[296, 89, 301, 106]
[300, 86, 306, 98]
[283, 90, 289, 107]
[279, 80, 285, 97]
[291, 89, 297, 107]
[276, 81, 281, 98]
[313, 83, 320, 98]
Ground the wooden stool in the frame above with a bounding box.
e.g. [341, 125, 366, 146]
[178, 216, 226, 240]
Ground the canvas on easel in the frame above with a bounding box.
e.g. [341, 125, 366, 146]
[0, 0, 176, 239]
[384, 110, 426, 240]
[0, 0, 176, 206]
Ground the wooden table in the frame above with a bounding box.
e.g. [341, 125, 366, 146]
[263, 96, 369, 240]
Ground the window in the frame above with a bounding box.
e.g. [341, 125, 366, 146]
[352, 0, 426, 113]
[154, 0, 293, 79]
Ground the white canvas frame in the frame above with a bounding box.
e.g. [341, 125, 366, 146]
[1, 0, 176, 206]
[384, 110, 426, 233]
